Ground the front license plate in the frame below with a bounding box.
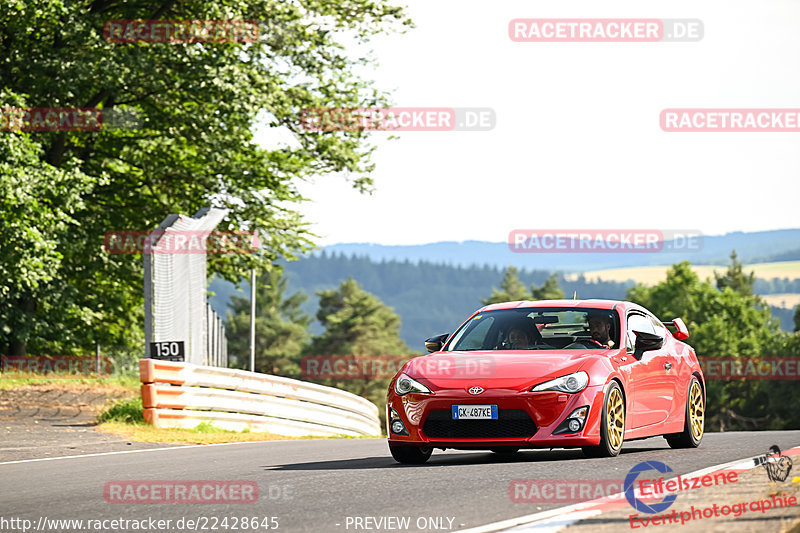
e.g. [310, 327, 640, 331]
[452, 405, 498, 420]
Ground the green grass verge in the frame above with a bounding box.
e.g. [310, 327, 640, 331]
[0, 373, 140, 390]
[97, 396, 144, 424]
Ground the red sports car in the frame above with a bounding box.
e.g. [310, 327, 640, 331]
[386, 299, 705, 464]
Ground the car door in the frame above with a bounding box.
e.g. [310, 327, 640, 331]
[626, 313, 673, 428]
[648, 314, 680, 422]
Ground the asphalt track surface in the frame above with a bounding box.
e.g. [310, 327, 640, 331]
[2, 431, 799, 533]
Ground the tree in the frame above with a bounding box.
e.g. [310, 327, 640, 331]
[629, 261, 776, 358]
[483, 267, 565, 304]
[0, 0, 412, 355]
[627, 261, 789, 430]
[225, 268, 310, 376]
[482, 266, 530, 304]
[794, 306, 800, 333]
[306, 278, 410, 410]
[714, 250, 755, 297]
[531, 273, 565, 300]
[0, 131, 98, 355]
[309, 278, 409, 357]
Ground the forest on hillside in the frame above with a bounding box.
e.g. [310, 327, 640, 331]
[220, 253, 800, 432]
[209, 252, 800, 348]
[210, 253, 634, 348]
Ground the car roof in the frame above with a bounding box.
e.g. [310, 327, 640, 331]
[479, 299, 640, 313]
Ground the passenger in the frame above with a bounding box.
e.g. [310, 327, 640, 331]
[504, 318, 543, 349]
[507, 327, 531, 349]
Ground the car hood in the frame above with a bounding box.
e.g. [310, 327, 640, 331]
[403, 350, 594, 390]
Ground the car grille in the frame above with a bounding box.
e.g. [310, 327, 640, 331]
[422, 409, 536, 439]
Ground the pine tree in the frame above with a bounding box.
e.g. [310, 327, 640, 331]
[714, 250, 755, 297]
[531, 273, 565, 300]
[309, 278, 409, 357]
[482, 266, 530, 304]
[306, 278, 410, 408]
[226, 268, 310, 376]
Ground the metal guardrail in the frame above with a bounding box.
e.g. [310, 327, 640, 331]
[139, 359, 381, 437]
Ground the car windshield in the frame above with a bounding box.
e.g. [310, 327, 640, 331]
[445, 307, 620, 351]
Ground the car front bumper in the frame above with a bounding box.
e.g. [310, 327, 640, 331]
[387, 384, 607, 449]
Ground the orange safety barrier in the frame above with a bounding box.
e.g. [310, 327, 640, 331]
[139, 359, 186, 385]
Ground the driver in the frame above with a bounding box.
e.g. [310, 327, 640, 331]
[586, 312, 615, 348]
[564, 312, 615, 349]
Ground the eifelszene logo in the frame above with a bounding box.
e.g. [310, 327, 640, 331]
[625, 460, 740, 517]
[625, 461, 677, 514]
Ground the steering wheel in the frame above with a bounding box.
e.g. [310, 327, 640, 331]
[576, 338, 613, 348]
[498, 338, 551, 350]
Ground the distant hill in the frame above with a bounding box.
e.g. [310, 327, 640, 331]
[209, 254, 633, 349]
[570, 262, 800, 287]
[322, 229, 800, 272]
[756, 248, 800, 263]
[209, 252, 799, 350]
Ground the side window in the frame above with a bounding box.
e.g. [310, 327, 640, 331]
[626, 314, 654, 352]
[648, 315, 667, 337]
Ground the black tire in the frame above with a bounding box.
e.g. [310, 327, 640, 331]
[666, 377, 704, 449]
[389, 444, 432, 464]
[490, 447, 520, 456]
[582, 381, 625, 458]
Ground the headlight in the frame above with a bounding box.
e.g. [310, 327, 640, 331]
[531, 371, 589, 393]
[394, 374, 431, 395]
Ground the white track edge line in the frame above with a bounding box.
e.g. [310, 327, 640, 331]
[502, 510, 603, 533]
[0, 439, 278, 466]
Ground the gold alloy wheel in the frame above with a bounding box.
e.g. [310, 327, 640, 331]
[689, 381, 704, 440]
[606, 387, 625, 450]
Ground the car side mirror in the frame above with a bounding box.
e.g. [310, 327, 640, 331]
[633, 330, 664, 359]
[424, 333, 449, 353]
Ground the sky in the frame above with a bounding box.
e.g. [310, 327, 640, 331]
[256, 0, 800, 246]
